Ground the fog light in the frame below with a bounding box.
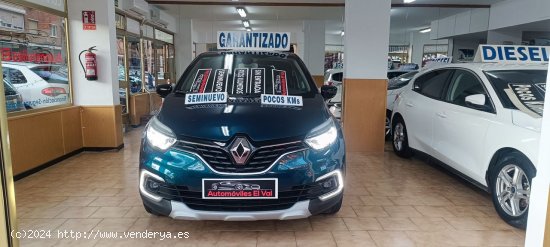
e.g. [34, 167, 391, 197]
[315, 170, 344, 201]
[140, 169, 165, 202]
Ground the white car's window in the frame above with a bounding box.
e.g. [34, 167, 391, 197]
[413, 69, 452, 99]
[485, 70, 547, 110]
[446, 70, 492, 111]
[3, 68, 27, 84]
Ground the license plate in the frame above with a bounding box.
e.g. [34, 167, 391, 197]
[202, 178, 278, 199]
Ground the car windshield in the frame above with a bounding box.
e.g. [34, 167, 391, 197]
[484, 70, 547, 110]
[31, 65, 69, 84]
[388, 71, 418, 90]
[176, 53, 316, 97]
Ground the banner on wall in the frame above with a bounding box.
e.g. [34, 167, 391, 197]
[474, 45, 550, 63]
[217, 31, 291, 51]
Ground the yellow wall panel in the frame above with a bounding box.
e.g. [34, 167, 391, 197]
[81, 106, 118, 148]
[61, 107, 83, 153]
[130, 93, 150, 126]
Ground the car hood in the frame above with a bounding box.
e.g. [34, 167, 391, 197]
[157, 94, 332, 143]
[511, 110, 542, 132]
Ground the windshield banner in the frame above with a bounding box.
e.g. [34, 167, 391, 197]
[251, 68, 265, 94]
[536, 83, 546, 93]
[232, 68, 249, 95]
[211, 69, 229, 92]
[217, 31, 291, 51]
[474, 45, 550, 64]
[190, 69, 212, 93]
[505, 83, 545, 118]
[272, 69, 288, 95]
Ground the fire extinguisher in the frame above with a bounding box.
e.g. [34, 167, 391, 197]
[78, 46, 98, 81]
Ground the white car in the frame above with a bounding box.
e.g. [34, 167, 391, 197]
[2, 62, 70, 109]
[391, 63, 547, 228]
[386, 71, 419, 136]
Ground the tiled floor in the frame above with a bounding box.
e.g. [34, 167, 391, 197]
[15, 127, 526, 246]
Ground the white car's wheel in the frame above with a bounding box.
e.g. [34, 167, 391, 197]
[392, 116, 413, 158]
[490, 152, 535, 229]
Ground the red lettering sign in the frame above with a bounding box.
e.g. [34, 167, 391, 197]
[82, 11, 96, 30]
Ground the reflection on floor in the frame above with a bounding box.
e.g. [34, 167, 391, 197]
[15, 127, 525, 246]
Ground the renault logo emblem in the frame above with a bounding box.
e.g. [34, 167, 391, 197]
[230, 137, 252, 165]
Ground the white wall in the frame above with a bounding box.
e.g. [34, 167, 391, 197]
[411, 32, 448, 65]
[175, 19, 193, 79]
[68, 0, 118, 106]
[489, 0, 550, 30]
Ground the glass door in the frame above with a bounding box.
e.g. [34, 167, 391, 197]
[116, 35, 128, 116]
[143, 39, 155, 93]
[127, 36, 143, 95]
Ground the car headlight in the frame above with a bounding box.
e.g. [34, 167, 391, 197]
[146, 116, 177, 151]
[305, 119, 338, 150]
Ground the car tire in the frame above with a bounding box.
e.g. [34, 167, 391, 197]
[392, 116, 413, 158]
[322, 197, 343, 214]
[489, 152, 535, 229]
[143, 203, 162, 216]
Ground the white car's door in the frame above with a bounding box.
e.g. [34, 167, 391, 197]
[398, 69, 453, 153]
[432, 69, 497, 182]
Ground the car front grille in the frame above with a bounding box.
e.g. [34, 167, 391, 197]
[155, 183, 327, 211]
[175, 140, 307, 173]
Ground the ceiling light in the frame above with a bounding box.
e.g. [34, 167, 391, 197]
[246, 28, 252, 32]
[419, 28, 431, 33]
[236, 7, 247, 18]
[242, 20, 250, 28]
[404, 0, 416, 3]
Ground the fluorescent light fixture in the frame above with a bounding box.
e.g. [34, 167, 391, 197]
[236, 7, 247, 18]
[242, 20, 250, 28]
[246, 27, 252, 32]
[340, 30, 344, 36]
[419, 28, 431, 33]
[404, 0, 416, 3]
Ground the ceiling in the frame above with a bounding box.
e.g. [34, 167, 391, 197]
[153, 1, 506, 39]
[151, 0, 503, 5]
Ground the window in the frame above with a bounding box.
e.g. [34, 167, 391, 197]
[3, 68, 27, 84]
[28, 19, 38, 34]
[332, 72, 343, 82]
[413, 69, 452, 99]
[1, 4, 70, 112]
[50, 24, 57, 37]
[485, 70, 547, 110]
[177, 53, 315, 97]
[445, 70, 492, 111]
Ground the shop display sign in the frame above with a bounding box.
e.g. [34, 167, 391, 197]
[217, 31, 291, 51]
[185, 92, 227, 105]
[475, 45, 550, 63]
[82, 11, 96, 30]
[1, 47, 63, 64]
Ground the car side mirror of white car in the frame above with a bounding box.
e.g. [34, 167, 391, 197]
[465, 94, 486, 106]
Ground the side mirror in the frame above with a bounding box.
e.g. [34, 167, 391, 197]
[321, 85, 338, 100]
[465, 94, 492, 111]
[156, 84, 172, 98]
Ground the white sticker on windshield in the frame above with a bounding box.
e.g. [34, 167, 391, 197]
[232, 68, 249, 95]
[251, 68, 265, 94]
[185, 92, 228, 105]
[505, 83, 545, 118]
[261, 94, 302, 107]
[212, 69, 229, 92]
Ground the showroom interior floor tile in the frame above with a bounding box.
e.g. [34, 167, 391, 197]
[14, 127, 526, 247]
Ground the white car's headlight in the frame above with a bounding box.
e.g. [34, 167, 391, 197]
[146, 116, 177, 151]
[305, 119, 338, 150]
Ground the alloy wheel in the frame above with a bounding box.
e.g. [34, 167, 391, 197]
[393, 123, 405, 151]
[495, 164, 530, 217]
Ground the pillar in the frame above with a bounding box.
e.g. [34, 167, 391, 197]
[525, 63, 550, 246]
[343, 0, 391, 153]
[68, 0, 123, 148]
[303, 20, 326, 87]
[175, 15, 194, 79]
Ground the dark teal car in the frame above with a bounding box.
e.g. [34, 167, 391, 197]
[139, 51, 345, 220]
